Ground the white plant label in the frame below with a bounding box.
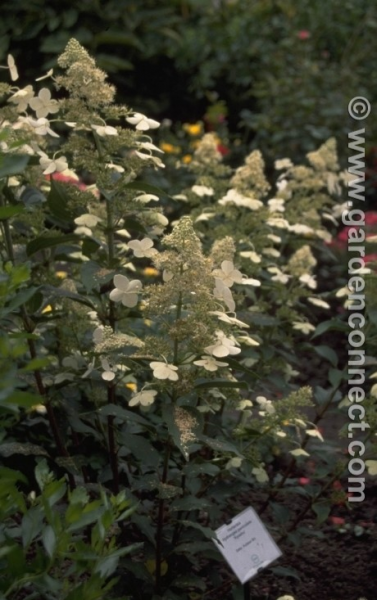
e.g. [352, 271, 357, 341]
[213, 506, 282, 584]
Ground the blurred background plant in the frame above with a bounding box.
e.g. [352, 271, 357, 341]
[1, 0, 376, 168]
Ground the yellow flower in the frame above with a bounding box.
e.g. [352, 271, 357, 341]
[56, 271, 68, 279]
[143, 267, 159, 277]
[160, 142, 180, 154]
[183, 123, 202, 136]
[125, 382, 137, 392]
[182, 154, 192, 164]
[42, 304, 52, 314]
[29, 404, 47, 414]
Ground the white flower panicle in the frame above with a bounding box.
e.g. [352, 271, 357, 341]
[129, 389, 157, 407]
[212, 260, 243, 288]
[150, 361, 179, 381]
[29, 88, 59, 118]
[126, 112, 160, 131]
[213, 279, 236, 312]
[205, 330, 241, 358]
[194, 355, 228, 372]
[128, 237, 157, 258]
[110, 274, 142, 307]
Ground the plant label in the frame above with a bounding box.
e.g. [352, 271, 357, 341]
[213, 506, 282, 584]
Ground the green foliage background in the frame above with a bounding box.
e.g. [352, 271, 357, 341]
[1, 0, 376, 162]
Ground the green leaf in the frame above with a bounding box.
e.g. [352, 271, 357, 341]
[198, 434, 242, 457]
[94, 544, 143, 578]
[42, 525, 56, 558]
[312, 502, 331, 524]
[4, 287, 40, 314]
[119, 433, 160, 468]
[69, 486, 89, 505]
[0, 153, 30, 178]
[328, 368, 346, 388]
[194, 378, 248, 390]
[131, 514, 156, 546]
[171, 573, 207, 591]
[226, 357, 260, 378]
[81, 261, 114, 291]
[269, 565, 301, 581]
[47, 178, 72, 223]
[311, 319, 348, 338]
[96, 53, 134, 72]
[270, 501, 291, 525]
[121, 217, 147, 234]
[183, 462, 220, 477]
[179, 520, 217, 541]
[124, 181, 168, 197]
[21, 508, 44, 548]
[0, 205, 24, 220]
[94, 31, 144, 50]
[314, 345, 338, 367]
[0, 467, 28, 486]
[4, 390, 44, 409]
[21, 358, 50, 372]
[26, 234, 79, 256]
[66, 505, 105, 532]
[0, 442, 49, 457]
[99, 404, 150, 426]
[42, 284, 95, 309]
[171, 496, 211, 512]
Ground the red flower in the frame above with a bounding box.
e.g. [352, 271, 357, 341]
[298, 477, 310, 485]
[298, 30, 310, 40]
[365, 253, 377, 264]
[217, 143, 229, 156]
[329, 516, 345, 526]
[48, 172, 87, 191]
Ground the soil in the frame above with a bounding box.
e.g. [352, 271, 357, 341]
[207, 481, 377, 600]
